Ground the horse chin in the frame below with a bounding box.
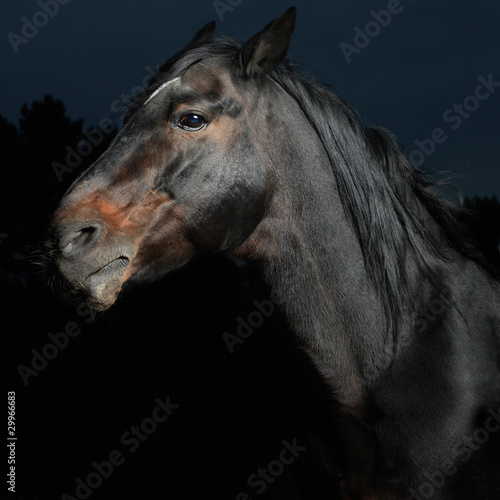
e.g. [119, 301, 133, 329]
[58, 256, 131, 311]
[83, 280, 120, 311]
[85, 293, 119, 312]
[84, 257, 132, 310]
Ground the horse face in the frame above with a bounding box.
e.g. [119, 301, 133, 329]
[50, 61, 265, 310]
[48, 9, 295, 310]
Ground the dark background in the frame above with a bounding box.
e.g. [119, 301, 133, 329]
[1, 1, 499, 499]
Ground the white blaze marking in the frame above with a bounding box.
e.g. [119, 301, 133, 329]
[144, 77, 180, 105]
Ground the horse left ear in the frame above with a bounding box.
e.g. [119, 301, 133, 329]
[237, 7, 296, 77]
[183, 21, 216, 52]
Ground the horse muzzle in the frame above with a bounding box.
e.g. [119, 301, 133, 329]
[50, 219, 134, 311]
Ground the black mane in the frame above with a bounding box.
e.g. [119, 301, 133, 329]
[270, 64, 482, 340]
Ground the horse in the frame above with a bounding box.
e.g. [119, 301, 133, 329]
[46, 8, 500, 499]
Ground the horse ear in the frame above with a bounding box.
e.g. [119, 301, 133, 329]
[183, 21, 216, 52]
[237, 7, 296, 77]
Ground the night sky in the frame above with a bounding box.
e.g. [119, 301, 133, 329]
[1, 0, 499, 197]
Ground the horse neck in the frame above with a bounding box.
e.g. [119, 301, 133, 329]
[236, 97, 391, 413]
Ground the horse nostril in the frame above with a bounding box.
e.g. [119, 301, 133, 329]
[59, 221, 105, 258]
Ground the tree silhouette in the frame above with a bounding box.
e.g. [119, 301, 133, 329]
[0, 95, 117, 274]
[0, 114, 22, 171]
[1, 96, 82, 240]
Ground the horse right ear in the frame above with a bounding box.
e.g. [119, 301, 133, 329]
[182, 21, 216, 52]
[236, 7, 296, 77]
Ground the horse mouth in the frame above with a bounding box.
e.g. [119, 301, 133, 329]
[82, 256, 131, 311]
[49, 251, 132, 312]
[86, 256, 130, 280]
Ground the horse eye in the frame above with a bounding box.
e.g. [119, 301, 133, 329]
[178, 113, 206, 131]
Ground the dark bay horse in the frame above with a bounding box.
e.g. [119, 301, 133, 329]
[46, 8, 500, 499]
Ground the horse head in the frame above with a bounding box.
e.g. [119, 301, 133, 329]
[48, 9, 296, 311]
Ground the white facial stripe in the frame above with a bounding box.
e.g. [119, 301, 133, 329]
[143, 77, 180, 106]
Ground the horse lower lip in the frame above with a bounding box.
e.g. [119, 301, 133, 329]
[86, 256, 130, 280]
[80, 256, 130, 311]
